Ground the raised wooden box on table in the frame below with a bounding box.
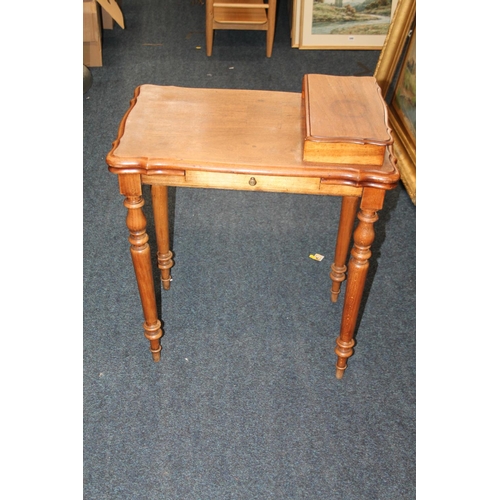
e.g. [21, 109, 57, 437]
[302, 74, 392, 166]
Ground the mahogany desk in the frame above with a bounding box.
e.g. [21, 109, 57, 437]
[106, 75, 399, 379]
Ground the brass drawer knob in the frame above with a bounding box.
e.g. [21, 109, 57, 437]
[249, 177, 257, 186]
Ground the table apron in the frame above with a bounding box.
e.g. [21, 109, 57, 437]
[141, 171, 363, 197]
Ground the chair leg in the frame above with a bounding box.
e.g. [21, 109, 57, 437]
[206, 28, 214, 56]
[266, 0, 277, 57]
[206, 3, 214, 56]
[266, 29, 274, 57]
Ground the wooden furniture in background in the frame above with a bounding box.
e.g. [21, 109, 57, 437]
[205, 0, 277, 57]
[106, 75, 399, 379]
[83, 0, 124, 67]
[83, 0, 103, 67]
[102, 0, 122, 29]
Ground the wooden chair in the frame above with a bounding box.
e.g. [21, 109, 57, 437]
[205, 0, 277, 57]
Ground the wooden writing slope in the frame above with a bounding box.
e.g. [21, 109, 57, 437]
[303, 74, 392, 165]
[106, 74, 399, 379]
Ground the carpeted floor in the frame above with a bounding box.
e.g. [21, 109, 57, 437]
[83, 0, 416, 498]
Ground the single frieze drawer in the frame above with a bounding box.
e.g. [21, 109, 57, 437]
[142, 170, 362, 197]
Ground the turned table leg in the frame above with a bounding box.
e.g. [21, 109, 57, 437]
[335, 188, 385, 379]
[151, 185, 174, 290]
[330, 196, 360, 303]
[119, 174, 163, 362]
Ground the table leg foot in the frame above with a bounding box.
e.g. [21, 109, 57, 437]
[152, 185, 174, 291]
[330, 264, 346, 303]
[144, 320, 163, 362]
[334, 337, 355, 379]
[151, 346, 162, 362]
[161, 277, 172, 290]
[330, 196, 359, 303]
[158, 251, 173, 290]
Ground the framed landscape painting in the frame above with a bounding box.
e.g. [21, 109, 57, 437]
[299, 0, 398, 49]
[391, 28, 416, 145]
[374, 0, 416, 203]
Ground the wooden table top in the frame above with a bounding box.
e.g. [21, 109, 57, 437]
[107, 84, 399, 189]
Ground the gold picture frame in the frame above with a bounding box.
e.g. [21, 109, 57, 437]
[374, 0, 416, 204]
